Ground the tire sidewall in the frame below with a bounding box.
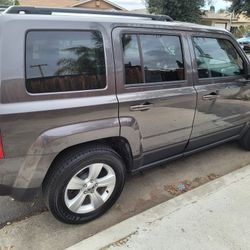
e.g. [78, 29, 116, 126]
[48, 149, 125, 224]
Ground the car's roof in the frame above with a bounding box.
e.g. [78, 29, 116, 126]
[0, 9, 230, 35]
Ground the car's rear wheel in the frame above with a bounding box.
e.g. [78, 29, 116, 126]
[43, 145, 126, 224]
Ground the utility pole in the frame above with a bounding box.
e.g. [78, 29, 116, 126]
[229, 8, 235, 32]
[30, 64, 48, 78]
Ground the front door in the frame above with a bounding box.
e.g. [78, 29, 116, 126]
[112, 27, 197, 166]
[186, 33, 250, 151]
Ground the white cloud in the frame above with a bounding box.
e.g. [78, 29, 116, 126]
[205, 0, 231, 10]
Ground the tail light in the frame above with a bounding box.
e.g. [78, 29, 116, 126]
[0, 133, 4, 159]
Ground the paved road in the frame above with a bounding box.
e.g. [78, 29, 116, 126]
[0, 195, 45, 227]
[1, 141, 250, 230]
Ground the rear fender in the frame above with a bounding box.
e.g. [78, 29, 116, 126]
[13, 117, 143, 191]
[13, 118, 120, 189]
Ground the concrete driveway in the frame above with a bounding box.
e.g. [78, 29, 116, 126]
[1, 142, 250, 249]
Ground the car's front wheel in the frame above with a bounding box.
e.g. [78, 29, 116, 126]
[43, 145, 126, 224]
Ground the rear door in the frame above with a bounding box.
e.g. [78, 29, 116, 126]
[186, 32, 250, 151]
[112, 27, 197, 166]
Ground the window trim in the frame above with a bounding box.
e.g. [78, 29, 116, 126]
[24, 29, 108, 95]
[191, 34, 248, 81]
[120, 31, 187, 88]
[137, 35, 146, 83]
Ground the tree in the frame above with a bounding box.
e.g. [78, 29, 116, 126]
[55, 32, 106, 76]
[0, 0, 19, 5]
[227, 0, 250, 16]
[218, 8, 227, 13]
[146, 0, 205, 23]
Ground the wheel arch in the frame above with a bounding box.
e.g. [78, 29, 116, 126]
[12, 117, 142, 200]
[46, 136, 134, 175]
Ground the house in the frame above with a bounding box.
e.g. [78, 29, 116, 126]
[201, 10, 250, 37]
[132, 8, 250, 32]
[18, 0, 127, 11]
[201, 11, 237, 30]
[131, 8, 148, 14]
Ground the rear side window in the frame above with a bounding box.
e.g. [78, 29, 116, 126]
[193, 37, 244, 79]
[122, 34, 185, 85]
[26, 31, 106, 93]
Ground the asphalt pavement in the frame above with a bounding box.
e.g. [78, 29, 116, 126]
[0, 196, 45, 228]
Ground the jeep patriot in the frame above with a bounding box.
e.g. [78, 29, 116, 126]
[0, 6, 250, 224]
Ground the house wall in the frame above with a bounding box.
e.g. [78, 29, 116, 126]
[201, 19, 230, 30]
[77, 0, 120, 10]
[212, 21, 229, 29]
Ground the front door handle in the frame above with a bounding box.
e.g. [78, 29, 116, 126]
[130, 102, 152, 111]
[202, 92, 218, 101]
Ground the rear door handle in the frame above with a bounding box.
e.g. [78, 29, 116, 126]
[202, 92, 218, 101]
[130, 102, 152, 111]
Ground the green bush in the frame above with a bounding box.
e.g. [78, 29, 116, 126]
[231, 25, 250, 38]
[0, 0, 19, 5]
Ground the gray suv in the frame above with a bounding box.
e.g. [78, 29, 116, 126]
[1, 6, 250, 224]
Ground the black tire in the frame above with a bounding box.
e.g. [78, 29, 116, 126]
[239, 129, 250, 150]
[43, 145, 126, 224]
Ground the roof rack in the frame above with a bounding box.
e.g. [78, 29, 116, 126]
[4, 6, 173, 21]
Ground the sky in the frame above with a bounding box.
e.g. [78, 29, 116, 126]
[111, 0, 232, 11]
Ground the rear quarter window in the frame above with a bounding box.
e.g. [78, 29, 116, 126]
[25, 30, 106, 93]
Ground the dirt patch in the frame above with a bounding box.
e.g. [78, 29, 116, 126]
[100, 230, 138, 250]
[164, 173, 220, 196]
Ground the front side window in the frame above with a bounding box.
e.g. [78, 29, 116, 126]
[140, 35, 185, 83]
[122, 33, 185, 85]
[26, 31, 106, 93]
[193, 37, 244, 79]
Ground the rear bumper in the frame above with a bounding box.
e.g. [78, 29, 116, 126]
[0, 155, 47, 201]
[0, 184, 39, 201]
